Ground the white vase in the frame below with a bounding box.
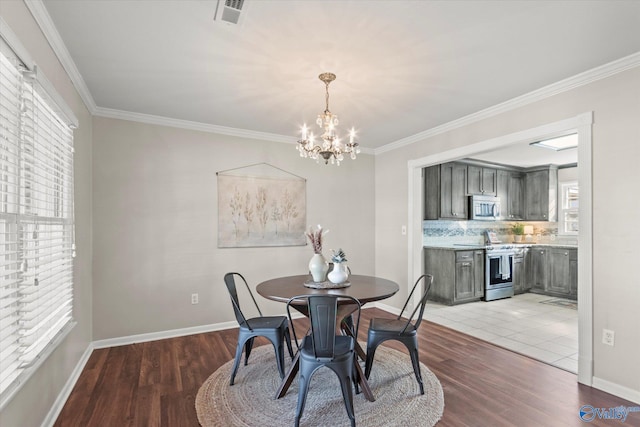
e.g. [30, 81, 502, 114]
[308, 253, 329, 282]
[328, 262, 349, 284]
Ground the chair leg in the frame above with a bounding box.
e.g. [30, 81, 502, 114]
[244, 337, 255, 366]
[409, 346, 424, 395]
[364, 341, 379, 379]
[285, 327, 294, 360]
[295, 370, 312, 427]
[230, 339, 245, 386]
[274, 339, 286, 379]
[352, 358, 361, 395]
[338, 369, 356, 427]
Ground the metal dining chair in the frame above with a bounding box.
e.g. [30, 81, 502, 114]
[224, 272, 294, 385]
[286, 294, 361, 427]
[364, 274, 433, 394]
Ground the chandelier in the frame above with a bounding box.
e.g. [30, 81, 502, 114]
[296, 72, 360, 165]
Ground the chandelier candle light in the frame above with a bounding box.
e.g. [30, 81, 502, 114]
[296, 72, 360, 165]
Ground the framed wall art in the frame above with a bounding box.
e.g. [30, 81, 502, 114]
[217, 163, 306, 248]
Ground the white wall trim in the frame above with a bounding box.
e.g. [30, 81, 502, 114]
[592, 377, 640, 406]
[40, 344, 94, 427]
[24, 0, 97, 113]
[407, 112, 595, 387]
[92, 321, 239, 349]
[92, 107, 377, 154]
[378, 52, 640, 155]
[28, 0, 637, 157]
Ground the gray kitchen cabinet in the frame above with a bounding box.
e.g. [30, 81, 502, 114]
[528, 246, 577, 300]
[424, 163, 467, 220]
[473, 250, 485, 298]
[423, 165, 440, 220]
[497, 170, 524, 220]
[513, 246, 529, 294]
[440, 162, 468, 220]
[569, 250, 578, 299]
[424, 248, 484, 305]
[524, 166, 558, 221]
[454, 251, 475, 300]
[548, 248, 571, 295]
[467, 165, 497, 196]
[529, 247, 547, 292]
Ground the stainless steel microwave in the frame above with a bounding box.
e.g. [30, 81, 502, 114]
[469, 195, 501, 220]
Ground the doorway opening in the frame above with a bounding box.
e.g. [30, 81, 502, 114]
[407, 112, 593, 385]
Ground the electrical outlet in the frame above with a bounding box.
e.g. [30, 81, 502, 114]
[602, 329, 615, 346]
[191, 293, 199, 305]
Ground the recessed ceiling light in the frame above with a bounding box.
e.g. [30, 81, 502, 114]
[530, 133, 578, 151]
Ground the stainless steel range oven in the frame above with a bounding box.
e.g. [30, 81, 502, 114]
[485, 245, 515, 301]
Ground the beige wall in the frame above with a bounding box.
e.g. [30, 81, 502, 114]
[92, 117, 375, 340]
[374, 67, 640, 397]
[0, 2, 93, 426]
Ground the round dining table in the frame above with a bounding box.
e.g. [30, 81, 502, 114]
[256, 274, 399, 402]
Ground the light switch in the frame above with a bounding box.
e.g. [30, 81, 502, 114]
[401, 225, 407, 235]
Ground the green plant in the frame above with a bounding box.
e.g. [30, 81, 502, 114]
[511, 222, 525, 235]
[331, 248, 347, 263]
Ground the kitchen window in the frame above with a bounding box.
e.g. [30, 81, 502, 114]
[559, 181, 578, 235]
[0, 29, 77, 408]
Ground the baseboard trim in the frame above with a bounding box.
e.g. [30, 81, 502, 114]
[592, 377, 640, 405]
[92, 321, 239, 349]
[41, 344, 94, 427]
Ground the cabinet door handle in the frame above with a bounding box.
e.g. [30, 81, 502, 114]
[461, 262, 471, 267]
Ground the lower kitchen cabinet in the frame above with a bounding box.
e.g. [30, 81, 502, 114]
[513, 247, 529, 294]
[528, 246, 577, 300]
[424, 248, 484, 305]
[529, 247, 547, 292]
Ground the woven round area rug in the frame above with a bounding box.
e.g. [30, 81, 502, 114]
[195, 344, 444, 427]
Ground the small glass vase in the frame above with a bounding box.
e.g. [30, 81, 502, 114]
[328, 262, 349, 284]
[308, 253, 329, 282]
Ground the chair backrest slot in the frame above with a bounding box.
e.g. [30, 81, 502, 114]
[399, 274, 433, 334]
[224, 272, 263, 330]
[287, 294, 361, 360]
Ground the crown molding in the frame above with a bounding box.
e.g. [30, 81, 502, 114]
[94, 106, 375, 154]
[375, 51, 640, 155]
[94, 106, 298, 144]
[28, 0, 637, 155]
[24, 0, 97, 113]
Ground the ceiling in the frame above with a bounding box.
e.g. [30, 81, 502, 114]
[41, 1, 640, 158]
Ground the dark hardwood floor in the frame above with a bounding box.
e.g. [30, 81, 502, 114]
[53, 308, 637, 426]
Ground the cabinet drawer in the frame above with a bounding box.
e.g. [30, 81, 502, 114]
[455, 251, 474, 262]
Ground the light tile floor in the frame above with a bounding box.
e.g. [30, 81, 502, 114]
[425, 293, 578, 373]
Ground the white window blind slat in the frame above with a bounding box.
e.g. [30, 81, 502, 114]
[0, 47, 75, 405]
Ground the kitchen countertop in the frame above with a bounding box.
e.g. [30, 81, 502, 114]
[424, 243, 578, 250]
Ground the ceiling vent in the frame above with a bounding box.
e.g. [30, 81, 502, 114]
[214, 0, 247, 26]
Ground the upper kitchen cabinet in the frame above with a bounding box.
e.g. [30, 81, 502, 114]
[524, 165, 558, 221]
[424, 162, 468, 220]
[440, 162, 468, 220]
[497, 170, 524, 220]
[467, 165, 497, 196]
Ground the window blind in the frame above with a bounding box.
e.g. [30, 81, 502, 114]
[0, 48, 75, 404]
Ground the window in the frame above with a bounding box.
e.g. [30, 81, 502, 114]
[0, 44, 76, 406]
[559, 181, 578, 235]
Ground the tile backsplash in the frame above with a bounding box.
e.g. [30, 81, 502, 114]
[423, 220, 577, 246]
